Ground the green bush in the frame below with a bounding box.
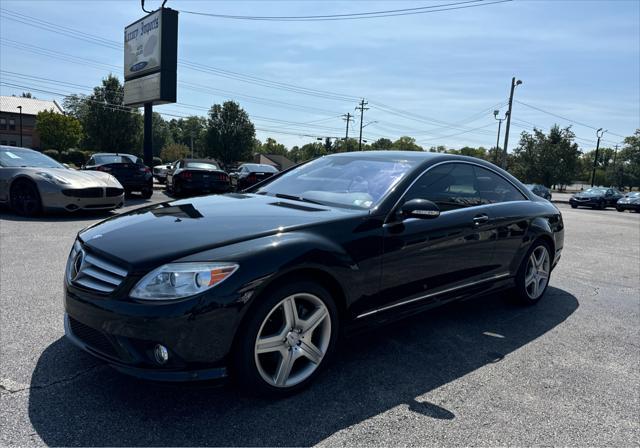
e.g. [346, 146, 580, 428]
[43, 149, 61, 161]
[61, 149, 87, 166]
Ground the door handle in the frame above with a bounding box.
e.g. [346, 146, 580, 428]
[472, 214, 489, 225]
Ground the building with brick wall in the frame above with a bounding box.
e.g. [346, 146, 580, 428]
[0, 96, 64, 149]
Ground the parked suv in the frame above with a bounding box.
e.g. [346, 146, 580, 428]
[83, 153, 153, 198]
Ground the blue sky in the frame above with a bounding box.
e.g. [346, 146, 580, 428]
[1, 0, 638, 151]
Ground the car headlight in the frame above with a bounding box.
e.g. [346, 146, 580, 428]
[130, 262, 239, 300]
[36, 172, 70, 185]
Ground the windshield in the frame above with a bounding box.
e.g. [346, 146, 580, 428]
[0, 148, 64, 168]
[625, 192, 640, 198]
[185, 162, 219, 170]
[243, 164, 278, 173]
[583, 188, 607, 195]
[255, 155, 417, 209]
[94, 155, 137, 165]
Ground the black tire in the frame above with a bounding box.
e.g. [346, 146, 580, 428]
[616, 206, 624, 212]
[141, 188, 153, 199]
[513, 239, 552, 305]
[10, 179, 42, 217]
[172, 180, 182, 197]
[570, 203, 577, 209]
[234, 280, 339, 397]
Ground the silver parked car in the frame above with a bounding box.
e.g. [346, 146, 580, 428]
[0, 146, 125, 216]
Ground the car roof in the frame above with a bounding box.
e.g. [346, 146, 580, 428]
[182, 159, 219, 164]
[0, 145, 33, 151]
[93, 153, 138, 158]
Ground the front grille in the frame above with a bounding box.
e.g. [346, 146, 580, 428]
[105, 187, 124, 197]
[68, 317, 118, 358]
[62, 187, 104, 198]
[70, 247, 128, 294]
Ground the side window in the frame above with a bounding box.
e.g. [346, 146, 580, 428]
[404, 163, 482, 212]
[473, 166, 526, 204]
[87, 157, 95, 165]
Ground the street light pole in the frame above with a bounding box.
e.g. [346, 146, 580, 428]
[493, 109, 506, 165]
[590, 128, 607, 187]
[502, 77, 522, 169]
[17, 106, 23, 147]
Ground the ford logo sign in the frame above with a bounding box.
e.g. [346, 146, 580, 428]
[130, 61, 148, 72]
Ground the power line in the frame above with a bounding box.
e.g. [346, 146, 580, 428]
[178, 0, 512, 21]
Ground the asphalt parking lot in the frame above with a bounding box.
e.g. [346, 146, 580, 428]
[1, 195, 638, 446]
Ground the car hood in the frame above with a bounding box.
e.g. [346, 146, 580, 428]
[573, 193, 602, 198]
[32, 167, 122, 188]
[79, 193, 362, 270]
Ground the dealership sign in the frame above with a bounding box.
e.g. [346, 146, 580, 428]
[123, 8, 178, 107]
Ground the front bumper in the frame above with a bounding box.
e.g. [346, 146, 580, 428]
[63, 282, 241, 381]
[569, 197, 602, 207]
[41, 189, 124, 212]
[617, 202, 640, 211]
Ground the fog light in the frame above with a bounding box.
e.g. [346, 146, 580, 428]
[154, 344, 169, 365]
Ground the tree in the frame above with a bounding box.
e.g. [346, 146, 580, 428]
[160, 143, 190, 162]
[511, 125, 581, 188]
[392, 136, 423, 151]
[82, 75, 142, 152]
[35, 109, 82, 151]
[205, 101, 255, 166]
[617, 129, 640, 189]
[151, 112, 172, 156]
[370, 138, 393, 150]
[256, 137, 288, 156]
[21, 92, 34, 98]
[298, 142, 327, 160]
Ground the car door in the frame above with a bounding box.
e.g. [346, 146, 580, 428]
[472, 165, 531, 275]
[369, 162, 499, 315]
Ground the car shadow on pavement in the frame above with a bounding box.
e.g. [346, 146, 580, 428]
[28, 287, 577, 446]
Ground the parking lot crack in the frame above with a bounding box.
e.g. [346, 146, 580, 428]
[0, 364, 104, 394]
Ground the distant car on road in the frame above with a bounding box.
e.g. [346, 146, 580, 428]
[616, 191, 640, 212]
[82, 153, 153, 199]
[0, 145, 124, 216]
[569, 187, 623, 209]
[525, 184, 552, 200]
[231, 163, 279, 191]
[166, 159, 230, 197]
[152, 163, 172, 184]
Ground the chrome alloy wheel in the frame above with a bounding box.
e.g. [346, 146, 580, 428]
[254, 293, 331, 388]
[525, 245, 550, 300]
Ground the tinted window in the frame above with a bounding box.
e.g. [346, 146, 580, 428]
[185, 162, 219, 170]
[472, 165, 526, 204]
[93, 155, 136, 165]
[243, 164, 278, 173]
[404, 163, 481, 211]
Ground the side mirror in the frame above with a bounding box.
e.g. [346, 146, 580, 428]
[400, 199, 440, 219]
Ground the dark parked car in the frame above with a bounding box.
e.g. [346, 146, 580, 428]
[616, 191, 640, 212]
[83, 153, 153, 199]
[63, 151, 563, 395]
[525, 184, 552, 200]
[231, 163, 279, 191]
[166, 159, 230, 197]
[569, 187, 623, 209]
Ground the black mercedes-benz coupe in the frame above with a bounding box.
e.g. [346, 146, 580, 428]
[64, 151, 564, 395]
[569, 187, 623, 209]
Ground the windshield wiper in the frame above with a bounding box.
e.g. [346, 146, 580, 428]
[274, 193, 325, 206]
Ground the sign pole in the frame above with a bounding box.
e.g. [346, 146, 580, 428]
[144, 102, 153, 166]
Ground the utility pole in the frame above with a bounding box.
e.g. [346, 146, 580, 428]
[342, 113, 352, 141]
[613, 144, 620, 189]
[502, 77, 523, 169]
[590, 128, 607, 187]
[190, 132, 194, 158]
[493, 109, 506, 165]
[17, 106, 23, 147]
[356, 99, 369, 151]
[143, 103, 153, 167]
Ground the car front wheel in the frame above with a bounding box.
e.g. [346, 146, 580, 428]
[235, 281, 338, 396]
[10, 179, 42, 216]
[514, 241, 551, 305]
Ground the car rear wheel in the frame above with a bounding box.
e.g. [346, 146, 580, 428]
[234, 281, 338, 396]
[141, 188, 153, 199]
[570, 203, 577, 209]
[10, 179, 42, 217]
[616, 206, 624, 212]
[514, 241, 551, 305]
